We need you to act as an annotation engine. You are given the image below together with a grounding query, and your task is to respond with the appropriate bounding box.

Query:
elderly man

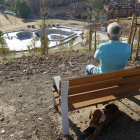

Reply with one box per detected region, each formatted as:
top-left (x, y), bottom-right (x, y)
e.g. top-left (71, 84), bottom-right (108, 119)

top-left (86, 22), bottom-right (131, 75)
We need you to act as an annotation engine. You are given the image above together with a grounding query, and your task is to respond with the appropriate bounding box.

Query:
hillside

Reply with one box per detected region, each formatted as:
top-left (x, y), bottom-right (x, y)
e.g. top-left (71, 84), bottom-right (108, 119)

top-left (0, 52), bottom-right (140, 140)
top-left (1, 12), bottom-right (139, 34)
top-left (0, 13), bottom-right (22, 26)
top-left (0, 13), bottom-right (86, 32)
top-left (0, 13), bottom-right (40, 32)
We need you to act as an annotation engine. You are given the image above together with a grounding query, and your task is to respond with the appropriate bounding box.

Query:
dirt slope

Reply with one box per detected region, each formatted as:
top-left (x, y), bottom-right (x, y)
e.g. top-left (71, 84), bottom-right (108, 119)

top-left (0, 52), bottom-right (140, 140)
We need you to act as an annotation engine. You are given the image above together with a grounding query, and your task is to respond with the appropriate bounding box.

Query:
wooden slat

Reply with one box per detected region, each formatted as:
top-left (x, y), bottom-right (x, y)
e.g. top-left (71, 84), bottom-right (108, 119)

top-left (135, 27), bottom-right (140, 60)
top-left (133, 25), bottom-right (140, 28)
top-left (57, 104), bottom-right (61, 113)
top-left (55, 98), bottom-right (60, 105)
top-left (53, 91), bottom-right (59, 98)
top-left (52, 86), bottom-right (60, 98)
top-left (60, 67), bottom-right (140, 87)
top-left (57, 90), bottom-right (140, 113)
top-left (68, 82), bottom-right (140, 104)
top-left (59, 81), bottom-right (61, 95)
top-left (68, 90), bottom-right (140, 111)
top-left (63, 75), bottom-right (140, 95)
top-left (53, 96), bottom-right (61, 113)
top-left (51, 87), bottom-right (56, 92)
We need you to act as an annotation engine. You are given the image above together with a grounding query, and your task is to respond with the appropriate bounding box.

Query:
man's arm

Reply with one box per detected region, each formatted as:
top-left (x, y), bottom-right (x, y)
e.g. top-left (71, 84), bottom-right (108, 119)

top-left (94, 45), bottom-right (101, 63)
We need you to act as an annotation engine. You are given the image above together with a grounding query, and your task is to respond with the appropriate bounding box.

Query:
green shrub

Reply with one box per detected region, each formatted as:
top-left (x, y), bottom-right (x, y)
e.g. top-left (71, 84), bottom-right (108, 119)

top-left (81, 14), bottom-right (87, 19)
top-left (4, 0), bottom-right (10, 7)
top-left (77, 14), bottom-right (81, 19)
top-left (0, 4), bottom-right (16, 12)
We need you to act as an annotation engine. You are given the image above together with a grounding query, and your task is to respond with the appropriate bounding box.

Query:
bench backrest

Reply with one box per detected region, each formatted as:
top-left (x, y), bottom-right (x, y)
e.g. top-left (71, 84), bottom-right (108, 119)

top-left (59, 67), bottom-right (140, 105)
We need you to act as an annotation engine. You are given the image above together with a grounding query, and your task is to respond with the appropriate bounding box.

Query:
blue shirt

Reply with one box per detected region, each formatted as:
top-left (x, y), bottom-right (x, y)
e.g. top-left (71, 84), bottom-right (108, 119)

top-left (94, 40), bottom-right (131, 74)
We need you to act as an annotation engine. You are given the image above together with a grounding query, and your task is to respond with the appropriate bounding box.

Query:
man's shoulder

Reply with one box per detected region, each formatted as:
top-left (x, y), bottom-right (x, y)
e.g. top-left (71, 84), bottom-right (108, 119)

top-left (98, 41), bottom-right (131, 50)
top-left (98, 42), bottom-right (111, 49)
top-left (120, 42), bottom-right (130, 46)
top-left (98, 42), bottom-right (110, 47)
top-left (119, 42), bottom-right (131, 48)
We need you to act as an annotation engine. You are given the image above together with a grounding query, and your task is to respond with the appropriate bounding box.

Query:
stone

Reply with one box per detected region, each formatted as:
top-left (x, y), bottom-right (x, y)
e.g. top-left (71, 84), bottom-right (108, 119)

top-left (9, 78), bottom-right (14, 81)
top-left (10, 134), bottom-right (14, 137)
top-left (0, 118), bottom-right (5, 122)
top-left (1, 129), bottom-right (6, 134)
top-left (38, 117), bottom-right (43, 121)
top-left (19, 95), bottom-right (22, 97)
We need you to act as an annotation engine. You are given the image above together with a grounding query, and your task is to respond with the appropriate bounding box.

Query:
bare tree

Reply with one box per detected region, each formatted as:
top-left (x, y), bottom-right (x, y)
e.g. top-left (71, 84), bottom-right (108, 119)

top-left (87, 0), bottom-right (109, 23)
top-left (40, 1), bottom-right (49, 55)
top-left (0, 30), bottom-right (8, 57)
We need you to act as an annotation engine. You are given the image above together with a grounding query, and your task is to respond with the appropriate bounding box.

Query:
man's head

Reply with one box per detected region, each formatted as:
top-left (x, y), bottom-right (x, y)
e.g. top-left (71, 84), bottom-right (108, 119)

top-left (107, 22), bottom-right (121, 40)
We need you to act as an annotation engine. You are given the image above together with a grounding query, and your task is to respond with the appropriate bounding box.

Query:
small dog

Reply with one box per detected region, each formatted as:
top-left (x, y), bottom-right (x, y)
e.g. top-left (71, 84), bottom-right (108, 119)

top-left (82, 103), bottom-right (119, 140)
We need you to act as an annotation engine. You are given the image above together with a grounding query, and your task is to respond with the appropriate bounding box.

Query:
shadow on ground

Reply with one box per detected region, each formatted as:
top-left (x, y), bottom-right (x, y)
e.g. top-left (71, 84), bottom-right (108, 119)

top-left (65, 103), bottom-right (140, 140)
top-left (22, 19), bottom-right (36, 23)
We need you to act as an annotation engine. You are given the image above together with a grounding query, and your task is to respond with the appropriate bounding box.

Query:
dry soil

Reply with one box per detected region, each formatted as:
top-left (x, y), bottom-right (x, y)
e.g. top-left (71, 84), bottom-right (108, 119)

top-left (1, 52), bottom-right (140, 140)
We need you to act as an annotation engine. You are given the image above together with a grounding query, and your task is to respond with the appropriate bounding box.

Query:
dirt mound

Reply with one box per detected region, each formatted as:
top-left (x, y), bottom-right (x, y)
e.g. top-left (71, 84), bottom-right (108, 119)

top-left (0, 13), bottom-right (22, 26)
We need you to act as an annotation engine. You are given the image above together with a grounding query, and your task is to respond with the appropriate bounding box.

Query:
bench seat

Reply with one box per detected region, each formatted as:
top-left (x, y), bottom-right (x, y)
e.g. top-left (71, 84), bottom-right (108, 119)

top-left (53, 89), bottom-right (140, 112)
top-left (52, 66), bottom-right (140, 136)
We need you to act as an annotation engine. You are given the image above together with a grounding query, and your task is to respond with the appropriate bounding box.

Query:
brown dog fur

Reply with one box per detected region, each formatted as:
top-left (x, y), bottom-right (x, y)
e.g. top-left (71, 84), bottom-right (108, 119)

top-left (82, 103), bottom-right (119, 140)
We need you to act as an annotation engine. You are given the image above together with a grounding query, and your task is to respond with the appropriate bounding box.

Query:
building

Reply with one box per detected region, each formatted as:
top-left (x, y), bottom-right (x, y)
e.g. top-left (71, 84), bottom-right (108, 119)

top-left (90, 0), bottom-right (140, 23)
top-left (27, 0), bottom-right (41, 12)
top-left (64, 1), bottom-right (87, 18)
top-left (7, 0), bottom-right (88, 18)
top-left (49, 6), bottom-right (71, 17)
top-left (109, 0), bottom-right (137, 4)
top-left (0, 0), bottom-right (4, 4)
top-left (69, 1), bottom-right (87, 12)
top-left (8, 0), bottom-right (87, 13)
top-left (99, 12), bottom-right (108, 23)
top-left (9, 0), bottom-right (14, 7)
top-left (104, 2), bottom-right (140, 20)
top-left (92, 10), bottom-right (108, 23)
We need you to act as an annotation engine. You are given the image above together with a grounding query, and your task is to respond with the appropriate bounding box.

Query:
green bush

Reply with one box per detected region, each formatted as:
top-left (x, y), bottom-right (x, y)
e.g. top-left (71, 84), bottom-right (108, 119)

top-left (81, 14), bottom-right (87, 19)
top-left (4, 0), bottom-right (10, 7)
top-left (0, 4), bottom-right (16, 12)
top-left (15, 0), bottom-right (32, 19)
top-left (77, 14), bottom-right (81, 19)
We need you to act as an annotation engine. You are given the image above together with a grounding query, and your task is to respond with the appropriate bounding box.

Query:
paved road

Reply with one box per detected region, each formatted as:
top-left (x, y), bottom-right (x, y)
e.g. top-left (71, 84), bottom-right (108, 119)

top-left (72, 30), bottom-right (128, 49)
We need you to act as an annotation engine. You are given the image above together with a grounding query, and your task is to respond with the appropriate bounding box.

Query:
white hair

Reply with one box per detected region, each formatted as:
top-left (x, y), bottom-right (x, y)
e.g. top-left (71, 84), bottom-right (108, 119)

top-left (107, 22), bottom-right (121, 39)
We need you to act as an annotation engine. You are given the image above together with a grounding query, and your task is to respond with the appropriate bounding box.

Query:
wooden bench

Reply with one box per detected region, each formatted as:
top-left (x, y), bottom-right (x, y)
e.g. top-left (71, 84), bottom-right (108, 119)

top-left (52, 67), bottom-right (140, 136)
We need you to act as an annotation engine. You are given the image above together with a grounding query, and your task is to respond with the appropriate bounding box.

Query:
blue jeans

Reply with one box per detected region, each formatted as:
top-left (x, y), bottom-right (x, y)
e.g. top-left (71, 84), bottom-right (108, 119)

top-left (86, 65), bottom-right (97, 75)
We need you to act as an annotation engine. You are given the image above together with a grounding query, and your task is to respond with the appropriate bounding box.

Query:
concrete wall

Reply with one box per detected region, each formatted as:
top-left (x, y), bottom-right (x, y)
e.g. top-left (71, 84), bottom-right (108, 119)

top-left (50, 34), bottom-right (65, 40)
top-left (45, 28), bottom-right (74, 36)
top-left (36, 28), bottom-right (74, 36)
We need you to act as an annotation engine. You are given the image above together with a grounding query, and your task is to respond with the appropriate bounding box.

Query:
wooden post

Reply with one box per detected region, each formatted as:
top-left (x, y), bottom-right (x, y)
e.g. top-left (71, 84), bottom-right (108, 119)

top-left (46, 35), bottom-right (49, 55)
top-left (128, 14), bottom-right (135, 60)
top-left (128, 14), bottom-right (135, 45)
top-left (41, 34), bottom-right (44, 54)
top-left (135, 27), bottom-right (140, 60)
top-left (89, 27), bottom-right (92, 52)
top-left (95, 30), bottom-right (97, 51)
